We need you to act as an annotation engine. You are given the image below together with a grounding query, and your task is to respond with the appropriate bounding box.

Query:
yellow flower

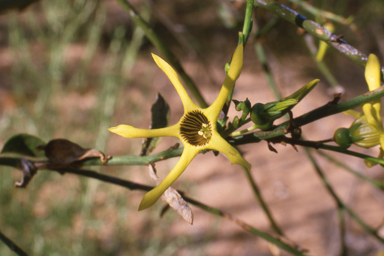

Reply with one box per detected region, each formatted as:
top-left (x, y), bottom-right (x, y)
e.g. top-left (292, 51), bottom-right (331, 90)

top-left (336, 54), bottom-right (384, 166)
top-left (109, 44), bottom-right (251, 210)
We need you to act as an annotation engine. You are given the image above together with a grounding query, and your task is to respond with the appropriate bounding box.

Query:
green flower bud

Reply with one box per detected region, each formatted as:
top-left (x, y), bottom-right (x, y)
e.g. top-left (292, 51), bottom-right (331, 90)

top-left (250, 103), bottom-right (270, 127)
top-left (334, 128), bottom-right (353, 150)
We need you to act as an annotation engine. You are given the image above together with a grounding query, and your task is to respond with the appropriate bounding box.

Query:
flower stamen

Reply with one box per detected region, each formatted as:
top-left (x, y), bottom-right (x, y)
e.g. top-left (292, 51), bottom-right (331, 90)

top-left (180, 110), bottom-right (212, 146)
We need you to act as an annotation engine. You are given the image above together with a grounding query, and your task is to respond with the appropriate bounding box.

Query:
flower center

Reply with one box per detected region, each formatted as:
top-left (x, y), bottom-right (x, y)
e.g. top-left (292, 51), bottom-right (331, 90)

top-left (180, 110), bottom-right (212, 146)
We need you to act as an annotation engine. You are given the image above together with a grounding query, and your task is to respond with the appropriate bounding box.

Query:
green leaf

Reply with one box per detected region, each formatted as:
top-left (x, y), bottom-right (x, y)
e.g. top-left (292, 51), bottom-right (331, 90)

top-left (1, 133), bottom-right (46, 158)
top-left (141, 93), bottom-right (170, 156)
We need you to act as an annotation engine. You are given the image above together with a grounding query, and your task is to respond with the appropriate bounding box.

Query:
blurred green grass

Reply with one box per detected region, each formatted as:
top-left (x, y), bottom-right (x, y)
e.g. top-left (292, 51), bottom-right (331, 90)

top-left (0, 0), bottom-right (383, 255)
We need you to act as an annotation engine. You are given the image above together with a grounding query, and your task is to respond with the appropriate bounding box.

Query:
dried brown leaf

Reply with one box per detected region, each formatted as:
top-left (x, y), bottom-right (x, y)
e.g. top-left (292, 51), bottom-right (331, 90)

top-left (36, 139), bottom-right (111, 168)
top-left (148, 163), bottom-right (193, 224)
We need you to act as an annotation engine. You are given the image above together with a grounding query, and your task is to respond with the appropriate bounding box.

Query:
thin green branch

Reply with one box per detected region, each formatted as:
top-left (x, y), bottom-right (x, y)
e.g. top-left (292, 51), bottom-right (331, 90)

top-left (303, 34), bottom-right (340, 88)
top-left (303, 148), bottom-right (347, 255)
top-left (0, 146), bottom-right (183, 169)
top-left (280, 137), bottom-right (384, 166)
top-left (114, 0), bottom-right (208, 108)
top-left (241, 0), bottom-right (254, 45)
top-left (254, 0), bottom-right (384, 80)
top-left (254, 42), bottom-right (282, 99)
top-left (287, 0), bottom-right (355, 28)
top-left (0, 230), bottom-right (28, 256)
top-left (316, 151), bottom-right (384, 189)
top-left (241, 166), bottom-right (284, 236)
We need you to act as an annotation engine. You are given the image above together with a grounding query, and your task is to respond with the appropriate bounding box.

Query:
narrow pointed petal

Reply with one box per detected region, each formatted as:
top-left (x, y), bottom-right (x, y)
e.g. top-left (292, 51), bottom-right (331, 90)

top-left (364, 146), bottom-right (384, 168)
top-left (138, 146), bottom-right (199, 210)
top-left (207, 44), bottom-right (243, 117)
top-left (109, 123), bottom-right (179, 139)
top-left (365, 54), bottom-right (381, 92)
top-left (364, 54), bottom-right (382, 128)
top-left (343, 109), bottom-right (362, 119)
top-left (208, 135), bottom-right (251, 170)
top-left (152, 54), bottom-right (198, 112)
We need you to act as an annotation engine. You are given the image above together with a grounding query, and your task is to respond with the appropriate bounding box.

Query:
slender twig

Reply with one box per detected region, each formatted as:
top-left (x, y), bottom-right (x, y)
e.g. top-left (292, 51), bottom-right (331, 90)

top-left (0, 230), bottom-right (28, 256)
top-left (254, 0), bottom-right (384, 80)
top-left (304, 33), bottom-right (340, 88)
top-left (241, 0), bottom-right (254, 46)
top-left (281, 137), bottom-right (384, 166)
top-left (254, 42), bottom-right (282, 99)
top-left (316, 151), bottom-right (384, 189)
top-left (287, 0), bottom-right (355, 28)
top-left (303, 148), bottom-right (347, 255)
top-left (241, 166), bottom-right (284, 236)
top-left (114, 0), bottom-right (208, 107)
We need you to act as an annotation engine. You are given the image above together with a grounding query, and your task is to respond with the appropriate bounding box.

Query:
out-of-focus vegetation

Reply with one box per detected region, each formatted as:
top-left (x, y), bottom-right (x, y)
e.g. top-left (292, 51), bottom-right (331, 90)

top-left (0, 0), bottom-right (384, 255)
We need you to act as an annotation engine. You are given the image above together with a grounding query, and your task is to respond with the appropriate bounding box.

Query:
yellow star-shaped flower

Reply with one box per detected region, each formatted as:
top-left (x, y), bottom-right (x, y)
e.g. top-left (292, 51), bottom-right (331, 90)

top-left (109, 44), bottom-right (251, 210)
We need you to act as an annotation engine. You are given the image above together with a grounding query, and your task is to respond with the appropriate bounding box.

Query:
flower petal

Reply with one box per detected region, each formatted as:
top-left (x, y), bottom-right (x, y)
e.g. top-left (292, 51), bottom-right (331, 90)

top-left (151, 54), bottom-right (198, 112)
top-left (343, 109), bottom-right (362, 119)
top-left (208, 134), bottom-right (251, 170)
top-left (363, 54), bottom-right (382, 129)
top-left (109, 123), bottom-right (180, 139)
top-left (207, 44), bottom-right (243, 118)
top-left (364, 147), bottom-right (384, 168)
top-left (362, 103), bottom-right (381, 130)
top-left (365, 54), bottom-right (381, 92)
top-left (138, 145), bottom-right (199, 210)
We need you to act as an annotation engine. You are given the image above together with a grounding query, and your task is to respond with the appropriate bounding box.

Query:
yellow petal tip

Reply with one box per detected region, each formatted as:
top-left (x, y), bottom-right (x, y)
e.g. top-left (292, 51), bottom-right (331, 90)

top-left (138, 191), bottom-right (159, 211)
top-left (108, 126), bottom-right (118, 132)
top-left (107, 124), bottom-right (137, 138)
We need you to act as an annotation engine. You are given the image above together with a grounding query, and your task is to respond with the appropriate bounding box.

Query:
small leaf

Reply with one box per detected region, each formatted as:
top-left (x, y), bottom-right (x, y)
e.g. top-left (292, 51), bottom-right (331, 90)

top-left (38, 139), bottom-right (111, 167)
top-left (141, 93), bottom-right (170, 156)
top-left (1, 133), bottom-right (46, 158)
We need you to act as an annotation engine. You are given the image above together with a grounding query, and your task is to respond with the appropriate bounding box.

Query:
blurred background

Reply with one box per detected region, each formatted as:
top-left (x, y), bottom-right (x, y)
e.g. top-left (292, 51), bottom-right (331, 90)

top-left (0, 0), bottom-right (384, 255)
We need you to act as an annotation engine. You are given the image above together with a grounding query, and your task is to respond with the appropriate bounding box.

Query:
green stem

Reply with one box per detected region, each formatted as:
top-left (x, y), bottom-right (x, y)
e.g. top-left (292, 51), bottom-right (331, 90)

top-left (303, 34), bottom-right (339, 88)
top-left (254, 0), bottom-right (384, 80)
top-left (287, 0), bottom-right (355, 27)
top-left (230, 123), bottom-right (258, 137)
top-left (0, 230), bottom-right (28, 256)
top-left (114, 0), bottom-right (208, 107)
top-left (282, 137), bottom-right (384, 166)
top-left (0, 146), bottom-right (184, 169)
top-left (254, 42), bottom-right (282, 99)
top-left (303, 148), bottom-right (347, 255)
top-left (241, 0), bottom-right (254, 45)
top-left (316, 151), bottom-right (384, 189)
top-left (241, 166), bottom-right (284, 236)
